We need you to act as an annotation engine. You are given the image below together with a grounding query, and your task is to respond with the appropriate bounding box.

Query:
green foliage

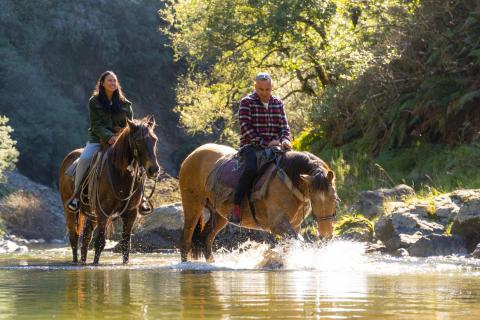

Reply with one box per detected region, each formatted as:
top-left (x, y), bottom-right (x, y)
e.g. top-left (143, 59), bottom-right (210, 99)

top-left (312, 0), bottom-right (480, 152)
top-left (0, 0), bottom-right (179, 184)
top-left (318, 142), bottom-right (480, 206)
top-left (161, 0), bottom-right (410, 144)
top-left (0, 117), bottom-right (18, 182)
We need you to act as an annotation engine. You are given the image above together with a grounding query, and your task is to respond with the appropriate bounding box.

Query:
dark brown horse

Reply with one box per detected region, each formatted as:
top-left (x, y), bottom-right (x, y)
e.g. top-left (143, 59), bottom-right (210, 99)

top-left (59, 117), bottom-right (160, 264)
top-left (179, 143), bottom-right (338, 262)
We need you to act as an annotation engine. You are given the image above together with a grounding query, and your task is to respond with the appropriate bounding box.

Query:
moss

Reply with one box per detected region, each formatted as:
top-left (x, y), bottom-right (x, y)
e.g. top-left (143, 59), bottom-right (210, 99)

top-left (334, 214), bottom-right (373, 237)
top-left (444, 220), bottom-right (454, 236)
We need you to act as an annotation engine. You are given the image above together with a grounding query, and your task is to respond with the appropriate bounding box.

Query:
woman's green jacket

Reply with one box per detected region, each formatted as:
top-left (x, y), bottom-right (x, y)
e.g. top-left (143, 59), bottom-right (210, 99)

top-left (87, 95), bottom-right (133, 144)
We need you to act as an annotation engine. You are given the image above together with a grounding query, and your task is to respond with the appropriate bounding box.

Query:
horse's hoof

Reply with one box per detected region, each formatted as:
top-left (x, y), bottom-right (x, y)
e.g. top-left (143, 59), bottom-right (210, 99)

top-left (206, 257), bottom-right (215, 263)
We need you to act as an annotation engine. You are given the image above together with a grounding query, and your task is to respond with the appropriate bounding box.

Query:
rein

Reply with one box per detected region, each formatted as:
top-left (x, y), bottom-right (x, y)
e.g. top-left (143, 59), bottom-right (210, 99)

top-left (276, 167), bottom-right (336, 222)
top-left (79, 132), bottom-right (157, 219)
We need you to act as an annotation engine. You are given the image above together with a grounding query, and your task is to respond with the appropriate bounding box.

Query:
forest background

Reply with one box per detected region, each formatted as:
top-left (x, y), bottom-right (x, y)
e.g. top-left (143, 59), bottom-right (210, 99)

top-left (1, 0), bottom-right (479, 208)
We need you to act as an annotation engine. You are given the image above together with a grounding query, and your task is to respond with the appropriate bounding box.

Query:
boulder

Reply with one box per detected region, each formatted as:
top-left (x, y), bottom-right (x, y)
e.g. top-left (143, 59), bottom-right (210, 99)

top-left (0, 239), bottom-right (28, 254)
top-left (450, 191), bottom-right (480, 250)
top-left (407, 234), bottom-right (467, 257)
top-left (127, 202), bottom-right (275, 252)
top-left (391, 248), bottom-right (409, 257)
top-left (433, 194), bottom-right (459, 220)
top-left (0, 171), bottom-right (65, 241)
top-left (472, 243), bottom-right (480, 259)
top-left (374, 209), bottom-right (444, 251)
top-left (353, 184), bottom-right (415, 218)
top-left (128, 202), bottom-right (185, 251)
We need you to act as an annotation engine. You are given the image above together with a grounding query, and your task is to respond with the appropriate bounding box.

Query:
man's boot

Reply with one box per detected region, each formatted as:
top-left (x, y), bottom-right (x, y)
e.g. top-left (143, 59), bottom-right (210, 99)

top-left (229, 204), bottom-right (241, 224)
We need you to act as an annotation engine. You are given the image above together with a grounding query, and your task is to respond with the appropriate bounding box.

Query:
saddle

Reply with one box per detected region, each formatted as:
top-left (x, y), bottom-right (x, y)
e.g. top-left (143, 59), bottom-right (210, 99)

top-left (64, 148), bottom-right (105, 178)
top-left (205, 148), bottom-right (282, 208)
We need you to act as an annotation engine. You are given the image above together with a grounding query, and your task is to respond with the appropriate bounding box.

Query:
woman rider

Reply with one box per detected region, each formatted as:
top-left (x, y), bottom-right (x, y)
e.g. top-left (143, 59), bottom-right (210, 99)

top-left (66, 70), bottom-right (149, 213)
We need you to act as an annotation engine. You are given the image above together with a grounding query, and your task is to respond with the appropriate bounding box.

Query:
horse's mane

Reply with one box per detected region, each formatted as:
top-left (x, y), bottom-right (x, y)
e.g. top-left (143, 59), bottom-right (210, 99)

top-left (279, 151), bottom-right (332, 191)
top-left (109, 118), bottom-right (152, 170)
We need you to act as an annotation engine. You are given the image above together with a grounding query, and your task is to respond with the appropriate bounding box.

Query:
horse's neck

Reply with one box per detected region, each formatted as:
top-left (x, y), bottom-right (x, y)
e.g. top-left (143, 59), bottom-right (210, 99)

top-left (108, 133), bottom-right (133, 175)
top-left (279, 155), bottom-right (311, 194)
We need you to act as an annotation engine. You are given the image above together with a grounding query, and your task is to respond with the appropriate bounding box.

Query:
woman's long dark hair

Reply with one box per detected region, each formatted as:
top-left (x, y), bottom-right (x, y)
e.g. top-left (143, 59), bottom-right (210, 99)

top-left (92, 71), bottom-right (127, 113)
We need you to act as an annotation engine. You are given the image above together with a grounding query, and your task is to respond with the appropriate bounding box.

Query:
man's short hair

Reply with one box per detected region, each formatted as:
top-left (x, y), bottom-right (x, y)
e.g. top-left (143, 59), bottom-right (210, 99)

top-left (255, 72), bottom-right (272, 81)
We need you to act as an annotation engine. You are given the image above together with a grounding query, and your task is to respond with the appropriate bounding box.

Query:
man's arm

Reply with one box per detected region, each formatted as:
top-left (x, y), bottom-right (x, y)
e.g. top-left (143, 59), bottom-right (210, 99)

top-left (278, 101), bottom-right (291, 143)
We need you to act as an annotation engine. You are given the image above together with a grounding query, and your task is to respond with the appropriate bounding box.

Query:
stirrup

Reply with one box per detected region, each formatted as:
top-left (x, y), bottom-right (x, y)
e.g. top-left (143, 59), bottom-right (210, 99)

top-left (67, 198), bottom-right (79, 212)
top-left (139, 200), bottom-right (153, 216)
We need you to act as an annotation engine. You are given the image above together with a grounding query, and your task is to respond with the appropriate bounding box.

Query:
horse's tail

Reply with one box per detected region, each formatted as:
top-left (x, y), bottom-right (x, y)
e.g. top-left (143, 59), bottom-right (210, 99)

top-left (191, 214), bottom-right (207, 260)
top-left (105, 216), bottom-right (114, 239)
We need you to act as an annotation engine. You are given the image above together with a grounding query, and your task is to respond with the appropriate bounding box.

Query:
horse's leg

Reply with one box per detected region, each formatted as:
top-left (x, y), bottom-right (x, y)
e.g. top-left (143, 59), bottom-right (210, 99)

top-left (271, 216), bottom-right (299, 239)
top-left (93, 218), bottom-right (106, 265)
top-left (180, 193), bottom-right (204, 262)
top-left (204, 212), bottom-right (228, 263)
top-left (80, 217), bottom-right (94, 264)
top-left (66, 211), bottom-right (79, 263)
top-left (120, 210), bottom-right (137, 264)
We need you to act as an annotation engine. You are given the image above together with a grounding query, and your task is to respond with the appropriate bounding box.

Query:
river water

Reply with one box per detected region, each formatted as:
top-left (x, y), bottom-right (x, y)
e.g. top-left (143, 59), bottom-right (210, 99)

top-left (1, 240), bottom-right (480, 319)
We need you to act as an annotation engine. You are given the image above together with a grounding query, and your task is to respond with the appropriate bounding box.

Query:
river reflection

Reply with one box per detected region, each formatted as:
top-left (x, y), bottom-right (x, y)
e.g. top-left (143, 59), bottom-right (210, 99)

top-left (1, 244), bottom-right (480, 319)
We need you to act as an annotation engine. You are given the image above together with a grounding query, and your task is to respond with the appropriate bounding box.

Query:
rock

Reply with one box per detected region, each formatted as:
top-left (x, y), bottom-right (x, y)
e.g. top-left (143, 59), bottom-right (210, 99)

top-left (472, 243), bottom-right (480, 259)
top-left (374, 210), bottom-right (444, 251)
top-left (126, 202), bottom-right (185, 252)
top-left (407, 234), bottom-right (467, 257)
top-left (338, 229), bottom-right (373, 242)
top-left (138, 202), bottom-right (185, 232)
top-left (450, 193), bottom-right (480, 250)
top-left (335, 215), bottom-right (373, 242)
top-left (128, 202), bottom-right (276, 252)
top-left (0, 239), bottom-right (28, 254)
top-left (433, 194), bottom-right (459, 220)
top-left (365, 241), bottom-right (387, 254)
top-left (391, 248), bottom-right (409, 257)
top-left (353, 184), bottom-right (415, 218)
top-left (0, 170), bottom-right (65, 241)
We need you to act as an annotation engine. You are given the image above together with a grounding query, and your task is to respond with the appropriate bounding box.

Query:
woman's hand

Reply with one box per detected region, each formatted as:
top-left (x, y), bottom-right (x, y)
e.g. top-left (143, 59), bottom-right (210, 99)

top-left (108, 135), bottom-right (117, 145)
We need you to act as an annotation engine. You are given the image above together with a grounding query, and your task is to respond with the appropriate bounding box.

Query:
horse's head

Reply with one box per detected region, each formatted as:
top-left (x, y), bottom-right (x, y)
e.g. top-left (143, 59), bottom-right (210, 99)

top-left (300, 164), bottom-right (338, 240)
top-left (126, 116), bottom-right (161, 179)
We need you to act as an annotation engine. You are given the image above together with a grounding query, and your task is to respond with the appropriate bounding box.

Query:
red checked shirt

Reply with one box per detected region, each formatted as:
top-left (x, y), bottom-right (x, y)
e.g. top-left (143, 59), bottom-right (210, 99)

top-left (238, 92), bottom-right (291, 148)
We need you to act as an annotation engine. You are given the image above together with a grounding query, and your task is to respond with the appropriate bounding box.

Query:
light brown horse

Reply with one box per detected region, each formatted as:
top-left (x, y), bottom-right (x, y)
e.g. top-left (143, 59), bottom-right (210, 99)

top-left (179, 143), bottom-right (338, 262)
top-left (59, 117), bottom-right (160, 264)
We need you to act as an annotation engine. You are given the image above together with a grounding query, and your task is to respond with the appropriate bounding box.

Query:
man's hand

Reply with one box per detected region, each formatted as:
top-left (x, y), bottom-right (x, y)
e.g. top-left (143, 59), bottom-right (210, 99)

top-left (281, 140), bottom-right (292, 151)
top-left (268, 139), bottom-right (280, 147)
top-left (108, 135), bottom-right (117, 145)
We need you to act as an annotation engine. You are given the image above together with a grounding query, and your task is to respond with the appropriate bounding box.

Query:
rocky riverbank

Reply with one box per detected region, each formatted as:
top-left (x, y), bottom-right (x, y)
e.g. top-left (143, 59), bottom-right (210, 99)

top-left (343, 185), bottom-right (480, 258)
top-left (2, 170), bottom-right (480, 258)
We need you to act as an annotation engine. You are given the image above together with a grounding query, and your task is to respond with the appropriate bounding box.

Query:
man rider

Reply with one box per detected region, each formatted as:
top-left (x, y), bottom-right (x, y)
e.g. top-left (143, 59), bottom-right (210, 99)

top-left (230, 72), bottom-right (292, 223)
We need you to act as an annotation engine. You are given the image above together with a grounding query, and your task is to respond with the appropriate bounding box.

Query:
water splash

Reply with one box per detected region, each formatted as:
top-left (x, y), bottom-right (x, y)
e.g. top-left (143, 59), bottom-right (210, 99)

top-left (206, 239), bottom-right (480, 275)
top-left (2, 240), bottom-right (480, 275)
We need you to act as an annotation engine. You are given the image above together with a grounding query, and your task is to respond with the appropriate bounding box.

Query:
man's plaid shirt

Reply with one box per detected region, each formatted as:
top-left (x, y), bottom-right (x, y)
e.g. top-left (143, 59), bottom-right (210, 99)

top-left (238, 92), bottom-right (291, 148)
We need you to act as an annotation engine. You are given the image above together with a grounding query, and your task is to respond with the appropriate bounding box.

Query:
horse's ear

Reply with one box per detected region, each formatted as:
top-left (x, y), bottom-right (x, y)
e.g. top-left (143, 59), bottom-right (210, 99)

top-left (147, 115), bottom-right (156, 127)
top-left (127, 118), bottom-right (135, 131)
top-left (300, 174), bottom-right (315, 185)
top-left (326, 171), bottom-right (334, 183)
